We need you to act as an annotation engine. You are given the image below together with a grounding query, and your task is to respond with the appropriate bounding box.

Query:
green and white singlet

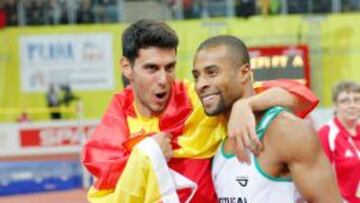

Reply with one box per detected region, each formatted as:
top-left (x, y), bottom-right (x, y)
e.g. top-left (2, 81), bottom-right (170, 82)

top-left (212, 106), bottom-right (303, 203)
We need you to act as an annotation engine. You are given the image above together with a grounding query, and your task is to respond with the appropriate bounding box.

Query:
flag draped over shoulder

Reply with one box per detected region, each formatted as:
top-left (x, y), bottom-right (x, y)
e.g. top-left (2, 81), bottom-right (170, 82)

top-left (82, 79), bottom-right (318, 203)
top-left (83, 80), bottom-right (197, 190)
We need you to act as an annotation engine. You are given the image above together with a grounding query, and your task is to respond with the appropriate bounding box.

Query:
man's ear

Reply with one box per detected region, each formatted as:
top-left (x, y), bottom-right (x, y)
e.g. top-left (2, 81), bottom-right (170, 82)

top-left (239, 63), bottom-right (251, 83)
top-left (121, 57), bottom-right (132, 80)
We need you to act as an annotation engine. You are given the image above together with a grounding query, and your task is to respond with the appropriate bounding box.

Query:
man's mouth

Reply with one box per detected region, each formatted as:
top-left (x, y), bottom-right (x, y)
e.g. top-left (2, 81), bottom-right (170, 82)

top-left (154, 92), bottom-right (168, 102)
top-left (201, 93), bottom-right (219, 103)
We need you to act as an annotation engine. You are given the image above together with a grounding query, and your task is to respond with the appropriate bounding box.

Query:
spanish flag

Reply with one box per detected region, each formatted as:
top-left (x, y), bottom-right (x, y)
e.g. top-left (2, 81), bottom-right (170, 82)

top-left (82, 79), bottom-right (318, 203)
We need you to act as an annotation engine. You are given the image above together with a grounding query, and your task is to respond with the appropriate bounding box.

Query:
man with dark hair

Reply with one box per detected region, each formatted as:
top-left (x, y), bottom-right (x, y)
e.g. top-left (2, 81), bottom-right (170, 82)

top-left (192, 35), bottom-right (342, 202)
top-left (318, 81), bottom-right (360, 202)
top-left (83, 20), bottom-right (318, 202)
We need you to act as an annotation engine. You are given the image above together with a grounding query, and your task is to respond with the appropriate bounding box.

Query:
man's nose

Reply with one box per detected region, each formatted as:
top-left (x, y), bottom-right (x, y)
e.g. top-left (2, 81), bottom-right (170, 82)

top-left (157, 69), bottom-right (168, 85)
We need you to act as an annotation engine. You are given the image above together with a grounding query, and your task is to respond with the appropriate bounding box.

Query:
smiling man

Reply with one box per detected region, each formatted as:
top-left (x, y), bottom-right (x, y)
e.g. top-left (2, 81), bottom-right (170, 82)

top-left (82, 20), bottom-right (319, 203)
top-left (192, 35), bottom-right (342, 203)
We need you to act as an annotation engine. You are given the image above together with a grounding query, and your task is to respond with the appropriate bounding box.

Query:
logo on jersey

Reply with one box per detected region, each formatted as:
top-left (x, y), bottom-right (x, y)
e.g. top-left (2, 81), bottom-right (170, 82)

top-left (344, 149), bottom-right (354, 158)
top-left (219, 197), bottom-right (248, 203)
top-left (236, 176), bottom-right (249, 187)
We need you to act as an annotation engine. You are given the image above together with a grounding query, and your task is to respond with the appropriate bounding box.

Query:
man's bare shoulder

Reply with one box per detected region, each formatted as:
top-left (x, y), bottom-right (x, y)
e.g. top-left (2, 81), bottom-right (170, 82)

top-left (266, 111), bottom-right (321, 161)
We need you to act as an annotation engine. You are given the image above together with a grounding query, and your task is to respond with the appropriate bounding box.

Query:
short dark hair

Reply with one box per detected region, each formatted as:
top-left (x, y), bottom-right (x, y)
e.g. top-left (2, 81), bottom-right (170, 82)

top-left (332, 80), bottom-right (360, 102)
top-left (122, 19), bottom-right (179, 64)
top-left (196, 35), bottom-right (250, 65)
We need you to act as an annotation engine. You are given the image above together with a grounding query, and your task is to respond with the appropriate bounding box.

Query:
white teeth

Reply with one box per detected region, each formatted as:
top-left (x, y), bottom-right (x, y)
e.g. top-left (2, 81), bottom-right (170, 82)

top-left (203, 94), bottom-right (217, 102)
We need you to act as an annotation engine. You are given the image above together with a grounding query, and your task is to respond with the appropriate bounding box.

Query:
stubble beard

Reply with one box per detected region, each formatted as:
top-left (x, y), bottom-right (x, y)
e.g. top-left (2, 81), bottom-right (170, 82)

top-left (204, 96), bottom-right (226, 117)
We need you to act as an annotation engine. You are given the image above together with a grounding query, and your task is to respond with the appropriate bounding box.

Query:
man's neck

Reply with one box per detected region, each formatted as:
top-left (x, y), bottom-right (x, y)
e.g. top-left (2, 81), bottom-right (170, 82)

top-left (225, 83), bottom-right (256, 119)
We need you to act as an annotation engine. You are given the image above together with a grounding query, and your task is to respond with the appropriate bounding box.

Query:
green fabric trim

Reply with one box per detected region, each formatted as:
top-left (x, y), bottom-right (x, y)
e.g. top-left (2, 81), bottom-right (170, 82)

top-left (220, 106), bottom-right (291, 160)
top-left (254, 106), bottom-right (292, 182)
top-left (221, 137), bottom-right (236, 159)
top-left (255, 106), bottom-right (290, 140)
top-left (220, 106), bottom-right (293, 181)
top-left (254, 157), bottom-right (292, 182)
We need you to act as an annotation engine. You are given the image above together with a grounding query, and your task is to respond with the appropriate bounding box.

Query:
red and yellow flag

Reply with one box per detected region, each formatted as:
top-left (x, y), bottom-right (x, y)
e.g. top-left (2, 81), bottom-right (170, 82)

top-left (82, 79), bottom-right (318, 203)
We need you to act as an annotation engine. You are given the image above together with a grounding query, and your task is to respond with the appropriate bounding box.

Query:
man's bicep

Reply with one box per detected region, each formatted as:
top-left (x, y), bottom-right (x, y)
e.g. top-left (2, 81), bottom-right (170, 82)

top-left (287, 126), bottom-right (341, 203)
top-left (289, 151), bottom-right (340, 202)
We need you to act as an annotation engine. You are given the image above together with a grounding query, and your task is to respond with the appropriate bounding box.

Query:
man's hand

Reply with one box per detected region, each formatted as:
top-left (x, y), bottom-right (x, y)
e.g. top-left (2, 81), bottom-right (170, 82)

top-left (228, 98), bottom-right (262, 164)
top-left (153, 132), bottom-right (173, 161)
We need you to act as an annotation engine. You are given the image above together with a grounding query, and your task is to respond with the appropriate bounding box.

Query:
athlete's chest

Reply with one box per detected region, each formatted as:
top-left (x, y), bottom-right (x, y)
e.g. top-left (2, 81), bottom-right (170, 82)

top-left (213, 157), bottom-right (267, 196)
top-left (213, 154), bottom-right (297, 203)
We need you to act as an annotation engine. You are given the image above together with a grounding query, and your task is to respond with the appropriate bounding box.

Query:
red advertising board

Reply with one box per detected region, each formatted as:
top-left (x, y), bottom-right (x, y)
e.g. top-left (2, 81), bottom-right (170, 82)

top-left (249, 45), bottom-right (311, 87)
top-left (20, 125), bottom-right (96, 147)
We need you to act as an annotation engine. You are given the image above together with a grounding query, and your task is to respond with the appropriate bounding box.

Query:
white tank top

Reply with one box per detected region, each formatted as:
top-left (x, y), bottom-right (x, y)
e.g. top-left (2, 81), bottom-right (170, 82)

top-left (212, 106), bottom-right (303, 203)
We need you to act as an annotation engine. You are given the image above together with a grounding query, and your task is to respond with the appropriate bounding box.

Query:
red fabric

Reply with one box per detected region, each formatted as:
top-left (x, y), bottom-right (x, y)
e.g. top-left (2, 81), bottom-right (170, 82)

top-left (82, 88), bottom-right (132, 190)
top-left (169, 158), bottom-right (217, 203)
top-left (0, 10), bottom-right (6, 28)
top-left (82, 81), bottom-right (193, 190)
top-left (258, 79), bottom-right (319, 118)
top-left (318, 117), bottom-right (360, 203)
top-left (318, 126), bottom-right (333, 161)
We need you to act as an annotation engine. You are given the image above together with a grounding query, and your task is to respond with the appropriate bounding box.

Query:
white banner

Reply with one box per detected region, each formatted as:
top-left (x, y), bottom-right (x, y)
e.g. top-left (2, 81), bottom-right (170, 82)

top-left (19, 33), bottom-right (114, 92)
top-left (0, 119), bottom-right (98, 157)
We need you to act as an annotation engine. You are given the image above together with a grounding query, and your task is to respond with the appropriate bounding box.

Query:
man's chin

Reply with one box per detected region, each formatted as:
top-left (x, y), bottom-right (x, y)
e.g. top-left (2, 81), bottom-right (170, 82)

top-left (204, 108), bottom-right (222, 117)
top-left (150, 105), bottom-right (166, 115)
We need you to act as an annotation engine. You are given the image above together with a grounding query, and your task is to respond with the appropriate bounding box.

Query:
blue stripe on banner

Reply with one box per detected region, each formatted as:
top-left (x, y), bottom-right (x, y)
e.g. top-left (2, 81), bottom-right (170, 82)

top-left (0, 161), bottom-right (82, 196)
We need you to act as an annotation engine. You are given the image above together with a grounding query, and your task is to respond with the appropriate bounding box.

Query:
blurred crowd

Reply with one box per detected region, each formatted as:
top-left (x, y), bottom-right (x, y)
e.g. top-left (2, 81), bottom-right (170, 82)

top-left (0, 0), bottom-right (119, 26)
top-left (0, 0), bottom-right (360, 27)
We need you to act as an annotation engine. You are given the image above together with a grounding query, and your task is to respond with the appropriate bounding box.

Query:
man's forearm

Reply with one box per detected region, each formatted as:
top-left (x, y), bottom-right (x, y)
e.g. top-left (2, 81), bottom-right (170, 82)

top-left (246, 87), bottom-right (298, 112)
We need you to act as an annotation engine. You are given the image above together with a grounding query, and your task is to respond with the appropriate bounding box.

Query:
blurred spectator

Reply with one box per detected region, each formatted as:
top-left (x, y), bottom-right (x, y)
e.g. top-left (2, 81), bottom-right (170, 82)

top-left (342, 0), bottom-right (360, 12)
top-left (58, 0), bottom-right (70, 24)
top-left (167, 0), bottom-right (202, 19)
top-left (94, 0), bottom-right (118, 23)
top-left (288, 0), bottom-right (308, 14)
top-left (269, 0), bottom-right (281, 15)
top-left (258, 0), bottom-right (269, 15)
top-left (16, 111), bottom-right (31, 123)
top-left (47, 0), bottom-right (62, 24)
top-left (312, 0), bottom-right (331, 13)
top-left (0, 3), bottom-right (6, 28)
top-left (205, 0), bottom-right (227, 17)
top-left (255, 0), bottom-right (281, 16)
top-left (182, 0), bottom-right (199, 18)
top-left (3, 0), bottom-right (18, 26)
top-left (318, 81), bottom-right (360, 203)
top-left (46, 84), bottom-right (62, 119)
top-left (76, 0), bottom-right (95, 24)
top-left (60, 84), bottom-right (79, 107)
top-left (235, 0), bottom-right (256, 17)
top-left (25, 0), bottom-right (46, 25)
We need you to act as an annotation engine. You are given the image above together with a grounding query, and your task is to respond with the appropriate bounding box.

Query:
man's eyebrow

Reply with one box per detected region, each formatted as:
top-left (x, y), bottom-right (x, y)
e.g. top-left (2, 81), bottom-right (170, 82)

top-left (203, 65), bottom-right (219, 71)
top-left (143, 62), bottom-right (158, 67)
top-left (165, 61), bottom-right (177, 67)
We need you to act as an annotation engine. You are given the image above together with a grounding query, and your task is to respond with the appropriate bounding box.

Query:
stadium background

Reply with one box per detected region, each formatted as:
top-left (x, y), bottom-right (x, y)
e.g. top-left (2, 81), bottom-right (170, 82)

top-left (1, 14), bottom-right (360, 122)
